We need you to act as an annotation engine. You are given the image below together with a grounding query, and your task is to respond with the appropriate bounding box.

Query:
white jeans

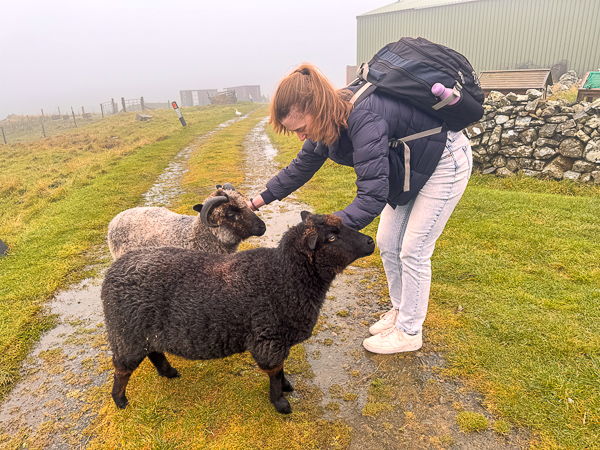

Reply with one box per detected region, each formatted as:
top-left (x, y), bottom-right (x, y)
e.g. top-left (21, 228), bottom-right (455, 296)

top-left (376, 131), bottom-right (472, 335)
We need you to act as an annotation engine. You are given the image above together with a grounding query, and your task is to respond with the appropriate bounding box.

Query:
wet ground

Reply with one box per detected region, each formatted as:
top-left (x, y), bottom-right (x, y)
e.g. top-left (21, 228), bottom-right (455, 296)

top-left (0, 115), bottom-right (531, 449)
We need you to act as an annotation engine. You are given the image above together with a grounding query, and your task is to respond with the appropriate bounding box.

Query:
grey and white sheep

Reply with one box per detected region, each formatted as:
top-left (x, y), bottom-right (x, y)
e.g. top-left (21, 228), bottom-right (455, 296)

top-left (101, 211), bottom-right (375, 414)
top-left (107, 183), bottom-right (266, 259)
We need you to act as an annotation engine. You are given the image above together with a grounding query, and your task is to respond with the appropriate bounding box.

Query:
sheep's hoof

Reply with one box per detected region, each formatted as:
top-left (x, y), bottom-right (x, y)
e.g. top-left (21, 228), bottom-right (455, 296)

top-left (113, 395), bottom-right (129, 409)
top-left (282, 378), bottom-right (294, 392)
top-left (273, 398), bottom-right (292, 414)
top-left (163, 368), bottom-right (181, 379)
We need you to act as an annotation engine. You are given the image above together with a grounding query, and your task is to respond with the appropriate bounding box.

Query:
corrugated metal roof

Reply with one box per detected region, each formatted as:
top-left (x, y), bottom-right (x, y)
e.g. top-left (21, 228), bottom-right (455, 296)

top-left (359, 0), bottom-right (482, 16)
top-left (479, 69), bottom-right (553, 90)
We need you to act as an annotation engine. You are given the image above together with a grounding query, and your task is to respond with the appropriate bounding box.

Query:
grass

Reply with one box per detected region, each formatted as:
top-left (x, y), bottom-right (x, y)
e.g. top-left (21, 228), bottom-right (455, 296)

top-left (86, 354), bottom-right (350, 449)
top-left (76, 108), bottom-right (354, 449)
top-left (2, 108), bottom-right (600, 448)
top-left (0, 103), bottom-right (260, 399)
top-left (427, 174), bottom-right (600, 447)
top-left (0, 113), bottom-right (104, 144)
top-left (266, 130), bottom-right (600, 448)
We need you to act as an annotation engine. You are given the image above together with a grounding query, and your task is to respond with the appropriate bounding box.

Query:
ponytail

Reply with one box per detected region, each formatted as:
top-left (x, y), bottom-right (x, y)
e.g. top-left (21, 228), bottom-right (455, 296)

top-left (270, 64), bottom-right (353, 146)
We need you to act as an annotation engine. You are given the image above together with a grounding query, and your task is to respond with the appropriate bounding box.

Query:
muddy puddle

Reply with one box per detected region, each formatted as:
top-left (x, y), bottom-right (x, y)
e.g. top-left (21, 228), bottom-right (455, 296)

top-left (0, 115), bottom-right (530, 449)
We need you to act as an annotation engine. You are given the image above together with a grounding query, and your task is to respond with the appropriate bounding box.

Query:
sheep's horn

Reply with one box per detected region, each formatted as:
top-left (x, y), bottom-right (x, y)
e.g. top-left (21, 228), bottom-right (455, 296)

top-left (200, 195), bottom-right (228, 228)
top-left (222, 183), bottom-right (235, 191)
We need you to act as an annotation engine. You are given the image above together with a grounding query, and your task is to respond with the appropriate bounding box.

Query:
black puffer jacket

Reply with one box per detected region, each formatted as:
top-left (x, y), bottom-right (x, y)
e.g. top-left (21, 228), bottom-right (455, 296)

top-left (261, 91), bottom-right (447, 230)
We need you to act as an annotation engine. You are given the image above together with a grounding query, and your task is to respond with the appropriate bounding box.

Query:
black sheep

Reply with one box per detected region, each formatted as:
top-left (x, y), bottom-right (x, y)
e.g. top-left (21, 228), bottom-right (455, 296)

top-left (101, 211), bottom-right (375, 414)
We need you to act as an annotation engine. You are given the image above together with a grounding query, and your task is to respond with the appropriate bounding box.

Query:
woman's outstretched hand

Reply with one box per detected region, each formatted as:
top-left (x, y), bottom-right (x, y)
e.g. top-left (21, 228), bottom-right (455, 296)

top-left (248, 195), bottom-right (265, 211)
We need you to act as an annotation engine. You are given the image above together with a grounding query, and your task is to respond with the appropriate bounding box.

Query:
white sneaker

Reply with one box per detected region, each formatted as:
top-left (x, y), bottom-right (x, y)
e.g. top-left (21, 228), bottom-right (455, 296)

top-left (369, 308), bottom-right (398, 335)
top-left (363, 327), bottom-right (422, 354)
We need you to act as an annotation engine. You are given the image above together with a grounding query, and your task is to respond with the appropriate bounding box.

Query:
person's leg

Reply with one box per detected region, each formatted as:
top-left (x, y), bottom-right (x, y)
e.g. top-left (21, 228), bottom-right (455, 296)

top-left (369, 201), bottom-right (415, 335)
top-left (364, 131), bottom-right (472, 353)
top-left (396, 132), bottom-right (472, 335)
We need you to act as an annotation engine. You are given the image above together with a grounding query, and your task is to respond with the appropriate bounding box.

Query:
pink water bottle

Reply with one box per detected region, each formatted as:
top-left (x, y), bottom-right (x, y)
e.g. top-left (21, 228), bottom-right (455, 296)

top-left (432, 83), bottom-right (460, 106)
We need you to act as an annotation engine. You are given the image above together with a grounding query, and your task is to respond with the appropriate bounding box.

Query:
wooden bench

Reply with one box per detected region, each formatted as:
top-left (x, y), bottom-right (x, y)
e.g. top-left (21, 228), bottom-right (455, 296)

top-left (479, 69), bottom-right (553, 99)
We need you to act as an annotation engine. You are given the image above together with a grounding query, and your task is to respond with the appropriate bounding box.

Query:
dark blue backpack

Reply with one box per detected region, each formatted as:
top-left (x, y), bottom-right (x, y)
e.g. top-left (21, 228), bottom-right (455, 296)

top-left (348, 37), bottom-right (484, 132)
top-left (347, 37), bottom-right (484, 192)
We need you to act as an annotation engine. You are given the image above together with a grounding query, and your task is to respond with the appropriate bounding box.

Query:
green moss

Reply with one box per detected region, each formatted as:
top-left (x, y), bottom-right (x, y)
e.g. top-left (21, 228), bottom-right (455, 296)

top-left (457, 411), bottom-right (490, 433)
top-left (343, 393), bottom-right (358, 402)
top-left (362, 402), bottom-right (393, 418)
top-left (325, 402), bottom-right (340, 412)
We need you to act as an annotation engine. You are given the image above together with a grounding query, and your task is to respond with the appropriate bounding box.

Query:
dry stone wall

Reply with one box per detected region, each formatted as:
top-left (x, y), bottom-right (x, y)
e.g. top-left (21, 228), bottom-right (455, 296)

top-left (465, 90), bottom-right (600, 184)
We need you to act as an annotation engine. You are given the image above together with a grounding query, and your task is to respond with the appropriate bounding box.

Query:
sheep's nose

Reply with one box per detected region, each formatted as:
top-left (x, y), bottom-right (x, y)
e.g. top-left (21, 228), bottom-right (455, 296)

top-left (254, 221), bottom-right (267, 236)
top-left (364, 237), bottom-right (375, 254)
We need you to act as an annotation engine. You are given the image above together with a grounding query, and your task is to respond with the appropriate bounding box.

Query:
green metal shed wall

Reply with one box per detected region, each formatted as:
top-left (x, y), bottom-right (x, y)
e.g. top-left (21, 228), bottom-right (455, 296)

top-left (357, 0), bottom-right (600, 77)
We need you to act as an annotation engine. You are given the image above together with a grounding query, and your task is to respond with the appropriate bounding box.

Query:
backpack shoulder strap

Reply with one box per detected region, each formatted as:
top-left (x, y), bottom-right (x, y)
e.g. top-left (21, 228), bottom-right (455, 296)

top-left (348, 63), bottom-right (376, 106)
top-left (350, 81), bottom-right (373, 105)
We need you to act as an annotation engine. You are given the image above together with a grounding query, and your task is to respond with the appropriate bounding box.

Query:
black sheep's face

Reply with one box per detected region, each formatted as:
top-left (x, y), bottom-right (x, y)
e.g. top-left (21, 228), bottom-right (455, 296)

top-left (194, 190), bottom-right (266, 237)
top-left (222, 203), bottom-right (267, 238)
top-left (300, 212), bottom-right (375, 273)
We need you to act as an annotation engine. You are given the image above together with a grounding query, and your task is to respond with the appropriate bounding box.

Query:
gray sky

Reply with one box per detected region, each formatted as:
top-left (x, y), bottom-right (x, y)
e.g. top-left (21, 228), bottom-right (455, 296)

top-left (0, 0), bottom-right (392, 119)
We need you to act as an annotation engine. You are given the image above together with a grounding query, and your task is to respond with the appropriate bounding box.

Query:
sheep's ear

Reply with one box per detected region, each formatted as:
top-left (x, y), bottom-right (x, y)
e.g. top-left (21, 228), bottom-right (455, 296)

top-left (307, 234), bottom-right (318, 250)
top-left (193, 204), bottom-right (203, 213)
top-left (215, 184), bottom-right (222, 189)
top-left (301, 211), bottom-right (311, 222)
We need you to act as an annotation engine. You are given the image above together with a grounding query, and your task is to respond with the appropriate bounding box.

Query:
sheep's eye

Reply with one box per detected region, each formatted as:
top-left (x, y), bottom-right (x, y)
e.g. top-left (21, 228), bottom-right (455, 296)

top-left (328, 236), bottom-right (336, 242)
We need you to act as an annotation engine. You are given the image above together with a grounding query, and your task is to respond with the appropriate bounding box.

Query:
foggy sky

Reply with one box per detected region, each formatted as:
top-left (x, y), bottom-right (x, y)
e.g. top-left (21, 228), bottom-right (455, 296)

top-left (0, 0), bottom-right (392, 119)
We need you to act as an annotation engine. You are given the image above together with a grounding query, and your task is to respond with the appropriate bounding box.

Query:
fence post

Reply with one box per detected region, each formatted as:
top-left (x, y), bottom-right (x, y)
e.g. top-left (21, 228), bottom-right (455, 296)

top-left (140, 97), bottom-right (145, 111)
top-left (100, 104), bottom-right (104, 118)
top-left (81, 106), bottom-right (85, 115)
top-left (71, 107), bottom-right (78, 127)
top-left (1, 127), bottom-right (6, 144)
top-left (41, 109), bottom-right (45, 120)
top-left (40, 116), bottom-right (46, 137)
top-left (58, 107), bottom-right (61, 117)
top-left (121, 97), bottom-right (126, 112)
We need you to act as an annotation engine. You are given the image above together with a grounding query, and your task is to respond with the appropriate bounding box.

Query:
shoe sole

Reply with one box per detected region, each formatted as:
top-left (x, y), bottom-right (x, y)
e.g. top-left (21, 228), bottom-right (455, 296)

top-left (362, 341), bottom-right (422, 354)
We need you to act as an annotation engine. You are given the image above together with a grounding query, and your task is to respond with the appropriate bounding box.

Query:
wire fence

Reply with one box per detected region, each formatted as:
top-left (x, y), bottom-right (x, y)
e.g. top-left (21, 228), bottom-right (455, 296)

top-left (1, 97), bottom-right (172, 144)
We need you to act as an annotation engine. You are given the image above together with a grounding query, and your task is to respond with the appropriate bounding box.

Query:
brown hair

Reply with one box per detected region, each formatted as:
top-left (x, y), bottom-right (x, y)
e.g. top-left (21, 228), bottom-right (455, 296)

top-left (269, 64), bottom-right (353, 146)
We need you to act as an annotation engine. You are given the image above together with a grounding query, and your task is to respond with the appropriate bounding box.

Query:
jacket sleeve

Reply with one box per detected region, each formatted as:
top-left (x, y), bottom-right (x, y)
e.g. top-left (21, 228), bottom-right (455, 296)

top-left (333, 109), bottom-right (390, 230)
top-left (262, 139), bottom-right (327, 203)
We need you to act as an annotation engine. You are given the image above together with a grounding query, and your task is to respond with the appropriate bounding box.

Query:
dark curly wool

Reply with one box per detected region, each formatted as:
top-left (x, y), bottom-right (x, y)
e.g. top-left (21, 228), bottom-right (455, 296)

top-left (101, 212), bottom-right (375, 414)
